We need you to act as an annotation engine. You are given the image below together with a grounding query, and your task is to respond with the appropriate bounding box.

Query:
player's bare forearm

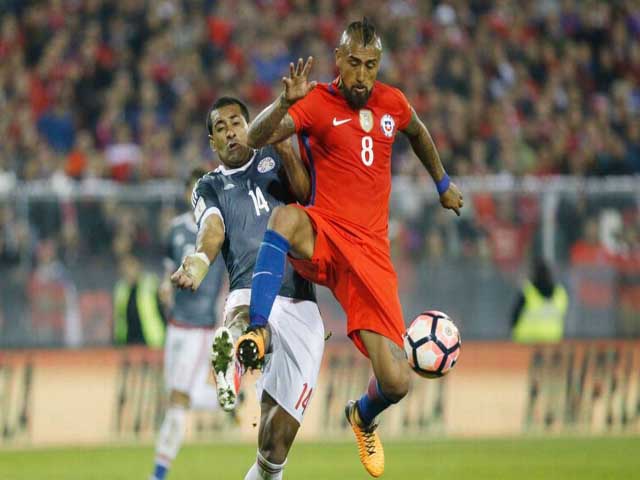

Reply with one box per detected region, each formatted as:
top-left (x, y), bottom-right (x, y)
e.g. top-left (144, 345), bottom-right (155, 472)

top-left (196, 215), bottom-right (225, 262)
top-left (171, 215), bottom-right (224, 290)
top-left (273, 138), bottom-right (311, 204)
top-left (403, 107), bottom-right (464, 215)
top-left (403, 109), bottom-right (446, 182)
top-left (247, 95), bottom-right (296, 148)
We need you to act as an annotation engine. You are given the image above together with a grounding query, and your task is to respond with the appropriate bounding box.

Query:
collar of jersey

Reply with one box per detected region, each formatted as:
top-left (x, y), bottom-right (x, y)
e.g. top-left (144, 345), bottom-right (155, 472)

top-left (215, 150), bottom-right (257, 176)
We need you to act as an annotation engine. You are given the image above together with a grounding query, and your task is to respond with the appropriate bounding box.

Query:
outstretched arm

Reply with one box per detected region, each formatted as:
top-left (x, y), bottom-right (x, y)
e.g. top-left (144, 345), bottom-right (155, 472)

top-left (402, 107), bottom-right (464, 216)
top-left (248, 98), bottom-right (296, 148)
top-left (247, 56), bottom-right (316, 148)
top-left (171, 215), bottom-right (224, 291)
top-left (273, 137), bottom-right (311, 204)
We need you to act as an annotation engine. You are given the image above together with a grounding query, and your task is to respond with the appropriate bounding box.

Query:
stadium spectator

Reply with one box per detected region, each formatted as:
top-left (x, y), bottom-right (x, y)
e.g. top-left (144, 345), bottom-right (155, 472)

top-left (36, 96), bottom-right (75, 153)
top-left (511, 258), bottom-right (569, 343)
top-left (569, 216), bottom-right (618, 336)
top-left (105, 124), bottom-right (142, 182)
top-left (113, 254), bottom-right (166, 347)
top-left (478, 195), bottom-right (536, 277)
top-left (0, 204), bottom-right (35, 267)
top-left (27, 238), bottom-right (82, 347)
top-left (570, 217), bottom-right (612, 266)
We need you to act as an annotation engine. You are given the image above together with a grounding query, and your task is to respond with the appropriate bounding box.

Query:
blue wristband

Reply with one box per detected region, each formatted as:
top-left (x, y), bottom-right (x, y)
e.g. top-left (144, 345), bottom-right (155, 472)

top-left (436, 173), bottom-right (450, 196)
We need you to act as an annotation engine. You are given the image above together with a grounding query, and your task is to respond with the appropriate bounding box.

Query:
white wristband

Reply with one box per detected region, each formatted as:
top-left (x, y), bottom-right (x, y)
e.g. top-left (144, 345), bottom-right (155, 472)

top-left (193, 251), bottom-right (211, 267)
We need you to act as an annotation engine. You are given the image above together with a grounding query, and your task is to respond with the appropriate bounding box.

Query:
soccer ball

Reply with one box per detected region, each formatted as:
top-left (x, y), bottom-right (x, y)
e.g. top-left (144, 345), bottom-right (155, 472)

top-left (403, 310), bottom-right (461, 378)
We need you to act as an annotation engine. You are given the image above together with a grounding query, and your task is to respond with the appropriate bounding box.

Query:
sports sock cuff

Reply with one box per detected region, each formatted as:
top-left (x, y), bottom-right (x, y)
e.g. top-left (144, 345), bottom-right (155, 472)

top-left (257, 450), bottom-right (286, 473)
top-left (366, 376), bottom-right (398, 405)
top-left (263, 229), bottom-right (290, 254)
top-left (153, 463), bottom-right (169, 480)
top-left (375, 380), bottom-right (399, 405)
top-left (357, 377), bottom-right (398, 426)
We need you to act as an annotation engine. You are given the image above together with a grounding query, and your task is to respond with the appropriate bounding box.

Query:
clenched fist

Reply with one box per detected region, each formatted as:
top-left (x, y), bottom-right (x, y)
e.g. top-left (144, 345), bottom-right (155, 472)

top-left (171, 252), bottom-right (210, 291)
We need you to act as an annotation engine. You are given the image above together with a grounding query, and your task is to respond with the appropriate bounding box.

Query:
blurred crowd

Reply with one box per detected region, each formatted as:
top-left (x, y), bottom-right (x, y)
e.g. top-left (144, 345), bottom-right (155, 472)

top-left (1, 0), bottom-right (640, 184)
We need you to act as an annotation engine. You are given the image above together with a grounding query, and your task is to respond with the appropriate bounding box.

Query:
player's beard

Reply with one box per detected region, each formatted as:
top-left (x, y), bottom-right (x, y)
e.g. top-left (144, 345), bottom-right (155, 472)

top-left (342, 85), bottom-right (371, 110)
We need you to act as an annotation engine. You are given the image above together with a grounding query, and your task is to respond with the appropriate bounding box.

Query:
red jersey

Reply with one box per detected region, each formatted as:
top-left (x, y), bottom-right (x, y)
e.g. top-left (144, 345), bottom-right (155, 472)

top-left (289, 79), bottom-right (412, 237)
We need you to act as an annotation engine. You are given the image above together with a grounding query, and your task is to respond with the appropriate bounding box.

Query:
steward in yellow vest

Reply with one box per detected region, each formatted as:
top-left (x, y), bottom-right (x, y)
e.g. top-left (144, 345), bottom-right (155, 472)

top-left (512, 259), bottom-right (568, 343)
top-left (113, 255), bottom-right (165, 348)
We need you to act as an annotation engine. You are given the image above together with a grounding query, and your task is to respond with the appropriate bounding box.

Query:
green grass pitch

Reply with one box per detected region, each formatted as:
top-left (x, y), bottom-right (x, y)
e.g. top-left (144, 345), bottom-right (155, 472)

top-left (1, 437), bottom-right (638, 479)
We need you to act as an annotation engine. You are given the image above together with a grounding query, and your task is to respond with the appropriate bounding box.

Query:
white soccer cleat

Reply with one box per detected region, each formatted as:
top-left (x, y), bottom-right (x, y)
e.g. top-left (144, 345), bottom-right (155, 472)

top-left (211, 326), bottom-right (242, 411)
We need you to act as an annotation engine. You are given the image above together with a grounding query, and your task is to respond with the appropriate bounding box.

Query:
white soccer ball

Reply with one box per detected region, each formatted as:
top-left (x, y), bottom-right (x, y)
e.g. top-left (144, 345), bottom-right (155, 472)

top-left (403, 310), bottom-right (461, 378)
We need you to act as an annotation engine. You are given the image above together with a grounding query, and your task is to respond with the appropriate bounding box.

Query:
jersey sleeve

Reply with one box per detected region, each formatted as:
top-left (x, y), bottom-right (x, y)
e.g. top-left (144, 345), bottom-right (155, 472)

top-left (394, 88), bottom-right (413, 131)
top-left (288, 88), bottom-right (321, 133)
top-left (192, 177), bottom-right (225, 231)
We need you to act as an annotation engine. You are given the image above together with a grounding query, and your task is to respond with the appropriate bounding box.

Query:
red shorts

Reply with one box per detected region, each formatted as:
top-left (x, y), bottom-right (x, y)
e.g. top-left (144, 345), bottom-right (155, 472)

top-left (288, 205), bottom-right (404, 357)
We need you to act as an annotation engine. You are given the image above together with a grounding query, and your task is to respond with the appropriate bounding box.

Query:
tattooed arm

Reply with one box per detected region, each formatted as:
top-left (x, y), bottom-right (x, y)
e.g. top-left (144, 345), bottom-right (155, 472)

top-left (402, 107), bottom-right (464, 216)
top-left (247, 95), bottom-right (296, 148)
top-left (402, 107), bottom-right (447, 182)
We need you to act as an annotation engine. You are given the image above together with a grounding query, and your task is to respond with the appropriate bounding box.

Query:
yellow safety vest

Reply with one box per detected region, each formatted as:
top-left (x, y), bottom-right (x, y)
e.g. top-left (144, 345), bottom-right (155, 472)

top-left (512, 281), bottom-right (568, 343)
top-left (113, 273), bottom-right (165, 348)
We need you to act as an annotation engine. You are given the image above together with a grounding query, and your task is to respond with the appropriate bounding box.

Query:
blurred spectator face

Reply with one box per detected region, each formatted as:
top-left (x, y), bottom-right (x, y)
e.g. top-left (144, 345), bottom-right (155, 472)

top-left (119, 255), bottom-right (141, 284)
top-left (115, 125), bottom-right (132, 144)
top-left (37, 240), bottom-right (57, 266)
top-left (335, 32), bottom-right (381, 109)
top-left (112, 232), bottom-right (133, 257)
top-left (208, 104), bottom-right (252, 168)
top-left (584, 218), bottom-right (600, 245)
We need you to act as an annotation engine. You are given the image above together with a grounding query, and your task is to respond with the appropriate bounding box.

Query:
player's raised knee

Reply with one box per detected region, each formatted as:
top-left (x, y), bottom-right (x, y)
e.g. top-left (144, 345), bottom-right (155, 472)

top-left (267, 205), bottom-right (315, 259)
top-left (267, 205), bottom-right (299, 238)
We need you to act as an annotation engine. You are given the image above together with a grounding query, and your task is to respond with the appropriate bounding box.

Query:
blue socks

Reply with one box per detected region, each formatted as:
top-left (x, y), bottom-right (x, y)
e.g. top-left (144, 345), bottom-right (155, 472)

top-left (152, 464), bottom-right (168, 480)
top-left (249, 229), bottom-right (290, 327)
top-left (356, 377), bottom-right (396, 426)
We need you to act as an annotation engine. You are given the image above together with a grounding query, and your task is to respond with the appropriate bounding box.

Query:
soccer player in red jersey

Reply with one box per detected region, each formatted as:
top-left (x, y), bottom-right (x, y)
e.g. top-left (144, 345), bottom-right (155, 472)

top-left (237, 18), bottom-right (464, 477)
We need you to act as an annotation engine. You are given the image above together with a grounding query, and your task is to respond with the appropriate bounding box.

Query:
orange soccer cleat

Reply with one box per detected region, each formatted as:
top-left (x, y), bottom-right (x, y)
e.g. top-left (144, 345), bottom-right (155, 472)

top-left (345, 400), bottom-right (385, 477)
top-left (235, 327), bottom-right (269, 370)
